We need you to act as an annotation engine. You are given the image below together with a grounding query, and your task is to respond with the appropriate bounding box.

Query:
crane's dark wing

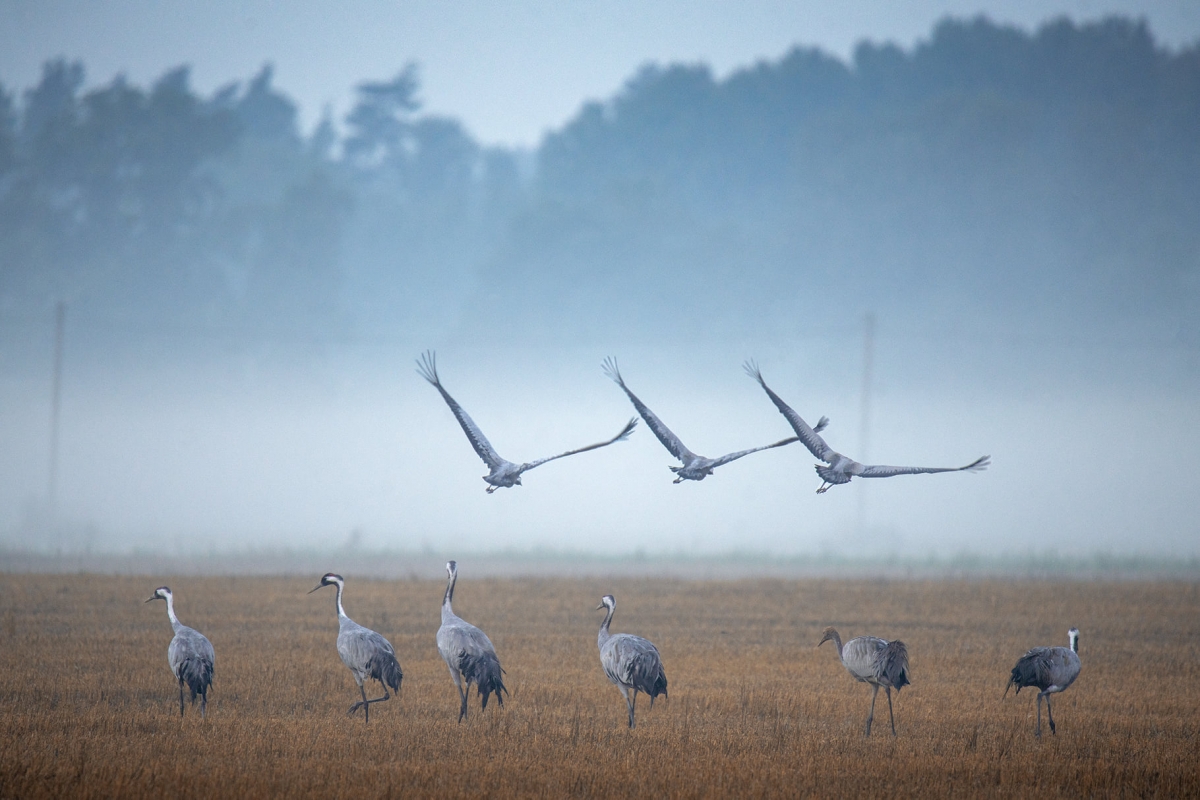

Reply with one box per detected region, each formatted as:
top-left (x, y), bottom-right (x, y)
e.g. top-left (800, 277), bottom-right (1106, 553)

top-left (603, 357), bottom-right (697, 463)
top-left (520, 417), bottom-right (638, 472)
top-left (706, 436), bottom-right (801, 468)
top-left (743, 361), bottom-right (835, 462)
top-left (608, 634), bottom-right (668, 700)
top-left (1005, 646), bottom-right (1055, 695)
top-left (416, 350), bottom-right (505, 470)
top-left (857, 455), bottom-right (990, 478)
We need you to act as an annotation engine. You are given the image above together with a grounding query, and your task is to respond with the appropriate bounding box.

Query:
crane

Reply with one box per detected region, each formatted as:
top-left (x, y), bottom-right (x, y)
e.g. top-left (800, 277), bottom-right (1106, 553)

top-left (309, 573), bottom-right (403, 723)
top-left (417, 350), bottom-right (637, 492)
top-left (437, 561), bottom-right (507, 721)
top-left (596, 594), bottom-right (668, 729)
top-left (145, 586), bottom-right (215, 719)
top-left (818, 626), bottom-right (910, 735)
top-left (602, 357), bottom-right (811, 483)
top-left (744, 360), bottom-right (989, 492)
top-left (1004, 627), bottom-right (1081, 736)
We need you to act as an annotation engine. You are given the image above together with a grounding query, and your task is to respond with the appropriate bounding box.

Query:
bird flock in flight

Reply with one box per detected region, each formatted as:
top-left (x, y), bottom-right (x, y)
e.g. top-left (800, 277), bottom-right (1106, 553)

top-left (419, 351), bottom-right (989, 493)
top-left (144, 351), bottom-right (1080, 735)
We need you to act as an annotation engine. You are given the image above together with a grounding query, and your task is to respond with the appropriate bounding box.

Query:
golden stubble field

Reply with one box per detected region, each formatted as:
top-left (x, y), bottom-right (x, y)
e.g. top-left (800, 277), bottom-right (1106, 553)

top-left (1, 572), bottom-right (1198, 798)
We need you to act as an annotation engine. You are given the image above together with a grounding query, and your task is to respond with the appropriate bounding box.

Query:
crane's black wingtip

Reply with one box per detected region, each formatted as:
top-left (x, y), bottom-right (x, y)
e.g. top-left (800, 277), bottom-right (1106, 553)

top-left (415, 350), bottom-right (439, 385)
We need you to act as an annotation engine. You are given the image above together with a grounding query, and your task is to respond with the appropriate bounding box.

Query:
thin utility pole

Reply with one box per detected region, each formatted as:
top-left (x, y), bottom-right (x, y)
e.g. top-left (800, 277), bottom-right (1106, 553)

top-left (857, 312), bottom-right (875, 534)
top-left (47, 300), bottom-right (65, 519)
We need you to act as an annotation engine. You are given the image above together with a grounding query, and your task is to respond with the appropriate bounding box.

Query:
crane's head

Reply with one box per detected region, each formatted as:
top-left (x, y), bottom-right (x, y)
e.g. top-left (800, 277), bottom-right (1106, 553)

top-left (144, 586), bottom-right (172, 604)
top-left (308, 573), bottom-right (344, 594)
top-left (445, 560), bottom-right (458, 578)
top-left (816, 626), bottom-right (840, 649)
top-left (596, 594), bottom-right (615, 612)
top-left (1068, 627), bottom-right (1080, 653)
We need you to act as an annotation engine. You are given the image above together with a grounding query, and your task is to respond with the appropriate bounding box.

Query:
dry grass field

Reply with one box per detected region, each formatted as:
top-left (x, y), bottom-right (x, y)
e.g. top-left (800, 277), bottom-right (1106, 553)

top-left (1, 572), bottom-right (1198, 798)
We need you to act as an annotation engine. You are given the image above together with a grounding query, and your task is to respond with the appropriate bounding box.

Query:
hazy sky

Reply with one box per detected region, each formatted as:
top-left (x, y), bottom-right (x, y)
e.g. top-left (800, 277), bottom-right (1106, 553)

top-left (3, 0), bottom-right (1199, 147)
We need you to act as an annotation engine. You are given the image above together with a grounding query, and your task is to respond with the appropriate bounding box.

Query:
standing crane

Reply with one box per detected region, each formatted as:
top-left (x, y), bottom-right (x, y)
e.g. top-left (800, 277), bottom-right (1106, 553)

top-left (417, 350), bottom-right (637, 492)
top-left (602, 357), bottom-right (810, 483)
top-left (744, 360), bottom-right (989, 492)
top-left (437, 561), bottom-right (507, 721)
top-left (596, 594), bottom-right (668, 729)
top-left (309, 573), bottom-right (403, 723)
top-left (818, 626), bottom-right (910, 735)
top-left (145, 586), bottom-right (215, 719)
top-left (1004, 627), bottom-right (1081, 736)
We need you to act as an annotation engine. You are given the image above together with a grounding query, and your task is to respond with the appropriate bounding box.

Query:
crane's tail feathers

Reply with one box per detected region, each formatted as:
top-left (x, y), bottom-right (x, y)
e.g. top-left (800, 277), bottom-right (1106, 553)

top-left (878, 640), bottom-right (910, 691)
top-left (601, 356), bottom-right (624, 387)
top-left (815, 465), bottom-right (852, 486)
top-left (668, 465), bottom-right (682, 473)
top-left (461, 651), bottom-right (507, 711)
top-left (177, 656), bottom-right (214, 702)
top-left (373, 653), bottom-right (403, 693)
top-left (963, 455), bottom-right (991, 472)
top-left (415, 350), bottom-right (440, 386)
top-left (813, 415), bottom-right (830, 433)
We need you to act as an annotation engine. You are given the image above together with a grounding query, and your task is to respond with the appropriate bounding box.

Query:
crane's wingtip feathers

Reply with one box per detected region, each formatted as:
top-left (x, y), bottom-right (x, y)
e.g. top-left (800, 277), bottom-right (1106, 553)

top-left (742, 359), bottom-right (764, 382)
top-left (601, 356), bottom-right (622, 385)
top-left (965, 455), bottom-right (991, 471)
top-left (415, 349), bottom-right (439, 385)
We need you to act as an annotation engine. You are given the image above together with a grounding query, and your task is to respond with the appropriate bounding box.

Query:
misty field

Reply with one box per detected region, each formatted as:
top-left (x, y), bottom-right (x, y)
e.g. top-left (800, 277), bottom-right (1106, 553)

top-left (1, 573), bottom-right (1197, 797)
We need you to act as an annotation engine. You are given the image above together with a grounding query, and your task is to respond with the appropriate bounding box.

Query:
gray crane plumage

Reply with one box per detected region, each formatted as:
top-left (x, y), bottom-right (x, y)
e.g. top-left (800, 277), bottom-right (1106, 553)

top-left (596, 594), bottom-right (667, 729)
top-left (145, 586), bottom-right (214, 719)
top-left (818, 626), bottom-right (910, 735)
top-left (417, 350), bottom-right (637, 492)
top-left (745, 360), bottom-right (990, 492)
top-left (437, 561), bottom-right (507, 722)
top-left (602, 357), bottom-right (810, 483)
top-left (309, 573), bottom-right (403, 723)
top-left (1004, 627), bottom-right (1081, 736)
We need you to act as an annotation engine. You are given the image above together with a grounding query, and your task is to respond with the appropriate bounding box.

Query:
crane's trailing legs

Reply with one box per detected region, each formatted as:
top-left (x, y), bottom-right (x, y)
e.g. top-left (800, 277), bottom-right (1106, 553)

top-left (348, 682), bottom-right (392, 722)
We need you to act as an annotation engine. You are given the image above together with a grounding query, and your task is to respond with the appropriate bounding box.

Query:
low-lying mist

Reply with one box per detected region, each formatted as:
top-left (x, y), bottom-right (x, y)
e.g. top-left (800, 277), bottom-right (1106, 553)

top-left (3, 332), bottom-right (1195, 560)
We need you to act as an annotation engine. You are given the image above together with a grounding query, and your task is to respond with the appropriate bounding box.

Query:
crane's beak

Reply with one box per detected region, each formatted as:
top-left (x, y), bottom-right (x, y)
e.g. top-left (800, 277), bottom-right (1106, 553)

top-left (595, 603), bottom-right (605, 610)
top-left (144, 596), bottom-right (157, 603)
top-left (307, 585), bottom-right (323, 594)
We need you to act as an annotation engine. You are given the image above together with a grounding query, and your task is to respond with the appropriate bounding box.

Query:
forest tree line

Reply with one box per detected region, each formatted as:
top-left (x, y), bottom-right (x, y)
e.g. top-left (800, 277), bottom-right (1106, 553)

top-left (1, 15), bottom-right (1197, 356)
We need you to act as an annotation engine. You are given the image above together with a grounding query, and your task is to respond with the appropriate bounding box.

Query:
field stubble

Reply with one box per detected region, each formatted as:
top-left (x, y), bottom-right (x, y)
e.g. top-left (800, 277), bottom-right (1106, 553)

top-left (1, 574), bottom-right (1198, 797)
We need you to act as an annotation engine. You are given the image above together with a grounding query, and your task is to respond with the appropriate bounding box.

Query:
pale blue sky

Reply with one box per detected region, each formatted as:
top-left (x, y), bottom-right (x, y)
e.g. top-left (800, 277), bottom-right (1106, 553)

top-left (2, 0), bottom-right (1198, 147)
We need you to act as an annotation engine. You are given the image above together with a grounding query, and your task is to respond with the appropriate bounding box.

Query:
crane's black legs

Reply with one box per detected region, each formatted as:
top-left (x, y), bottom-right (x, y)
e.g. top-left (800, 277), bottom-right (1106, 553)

top-left (1043, 693), bottom-right (1056, 734)
top-left (1035, 693), bottom-right (1043, 736)
top-left (866, 684), bottom-right (879, 736)
top-left (886, 686), bottom-right (896, 735)
top-left (458, 686), bottom-right (469, 722)
top-left (200, 688), bottom-right (207, 720)
top-left (178, 679), bottom-right (185, 717)
top-left (348, 683), bottom-right (391, 723)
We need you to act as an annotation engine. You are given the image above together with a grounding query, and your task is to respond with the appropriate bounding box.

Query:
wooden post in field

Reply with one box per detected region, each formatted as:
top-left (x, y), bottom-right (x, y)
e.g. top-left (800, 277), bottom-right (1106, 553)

top-left (857, 312), bottom-right (874, 536)
top-left (47, 300), bottom-right (65, 521)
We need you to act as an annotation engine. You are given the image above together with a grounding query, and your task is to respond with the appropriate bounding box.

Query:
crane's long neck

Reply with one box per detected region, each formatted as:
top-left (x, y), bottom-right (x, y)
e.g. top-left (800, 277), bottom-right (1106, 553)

top-left (598, 605), bottom-right (614, 648)
top-left (442, 571), bottom-right (457, 621)
top-left (333, 581), bottom-right (348, 620)
top-left (164, 594), bottom-right (182, 632)
top-left (825, 628), bottom-right (844, 661)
